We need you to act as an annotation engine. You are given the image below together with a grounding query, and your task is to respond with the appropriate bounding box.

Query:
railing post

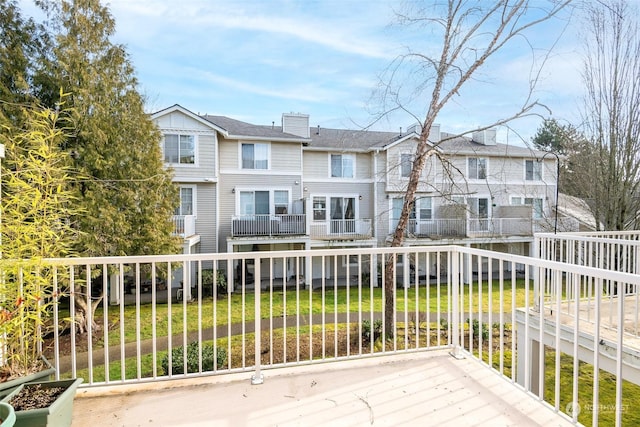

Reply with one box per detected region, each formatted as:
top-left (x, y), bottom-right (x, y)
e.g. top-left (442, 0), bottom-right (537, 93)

top-left (450, 249), bottom-right (464, 359)
top-left (533, 235), bottom-right (540, 312)
top-left (251, 256), bottom-right (264, 385)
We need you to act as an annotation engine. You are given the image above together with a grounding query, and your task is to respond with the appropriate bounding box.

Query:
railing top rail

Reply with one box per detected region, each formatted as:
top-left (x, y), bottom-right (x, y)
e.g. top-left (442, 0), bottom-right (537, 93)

top-left (535, 231), bottom-right (640, 246)
top-left (38, 244), bottom-right (640, 285)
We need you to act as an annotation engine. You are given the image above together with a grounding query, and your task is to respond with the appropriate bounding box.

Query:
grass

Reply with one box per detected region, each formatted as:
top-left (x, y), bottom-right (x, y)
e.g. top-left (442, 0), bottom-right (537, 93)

top-left (544, 349), bottom-right (640, 426)
top-left (68, 278), bottom-right (533, 348)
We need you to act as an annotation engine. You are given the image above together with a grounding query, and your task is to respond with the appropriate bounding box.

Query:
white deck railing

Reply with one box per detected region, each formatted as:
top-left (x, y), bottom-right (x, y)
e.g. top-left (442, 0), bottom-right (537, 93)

top-left (20, 243), bottom-right (640, 426)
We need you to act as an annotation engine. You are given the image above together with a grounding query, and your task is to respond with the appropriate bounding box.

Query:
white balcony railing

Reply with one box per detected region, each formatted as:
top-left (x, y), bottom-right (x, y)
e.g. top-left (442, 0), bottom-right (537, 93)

top-left (231, 214), bottom-right (306, 237)
top-left (310, 219), bottom-right (372, 239)
top-left (172, 215), bottom-right (196, 237)
top-left (404, 219), bottom-right (467, 237)
top-left (23, 242), bottom-right (640, 425)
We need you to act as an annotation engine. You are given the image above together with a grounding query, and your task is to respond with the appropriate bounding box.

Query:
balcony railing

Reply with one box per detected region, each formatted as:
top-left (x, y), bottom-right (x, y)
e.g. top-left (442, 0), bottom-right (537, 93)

top-left (23, 242), bottom-right (639, 426)
top-left (468, 217), bottom-right (534, 236)
top-left (172, 215), bottom-right (196, 237)
top-left (404, 219), bottom-right (467, 238)
top-left (231, 214), bottom-right (306, 237)
top-left (310, 219), bottom-right (373, 239)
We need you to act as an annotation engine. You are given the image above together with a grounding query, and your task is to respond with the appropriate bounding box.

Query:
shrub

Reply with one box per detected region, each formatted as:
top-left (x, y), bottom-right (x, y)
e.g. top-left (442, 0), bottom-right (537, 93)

top-left (467, 319), bottom-right (490, 341)
top-left (361, 319), bottom-right (383, 343)
top-left (161, 342), bottom-right (227, 375)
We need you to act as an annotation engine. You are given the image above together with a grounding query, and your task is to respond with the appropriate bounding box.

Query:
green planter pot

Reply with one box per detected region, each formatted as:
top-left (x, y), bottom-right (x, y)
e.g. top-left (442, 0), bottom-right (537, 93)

top-left (0, 402), bottom-right (15, 427)
top-left (2, 378), bottom-right (82, 427)
top-left (0, 357), bottom-right (56, 398)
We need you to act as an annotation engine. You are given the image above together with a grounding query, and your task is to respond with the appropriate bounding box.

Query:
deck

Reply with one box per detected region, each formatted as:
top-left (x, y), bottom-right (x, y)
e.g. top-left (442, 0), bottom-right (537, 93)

top-left (71, 350), bottom-right (572, 426)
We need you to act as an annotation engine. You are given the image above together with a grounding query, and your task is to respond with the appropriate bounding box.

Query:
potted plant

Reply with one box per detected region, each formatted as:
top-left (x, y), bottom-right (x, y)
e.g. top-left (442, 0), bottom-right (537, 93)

top-left (0, 102), bottom-right (79, 393)
top-left (1, 378), bottom-right (82, 427)
top-left (0, 402), bottom-right (15, 427)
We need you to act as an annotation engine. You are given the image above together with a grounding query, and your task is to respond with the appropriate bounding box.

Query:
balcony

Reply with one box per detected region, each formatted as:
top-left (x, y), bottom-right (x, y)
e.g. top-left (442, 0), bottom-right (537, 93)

top-left (171, 214), bottom-right (196, 237)
top-left (310, 218), bottom-right (373, 240)
top-left (21, 240), bottom-right (640, 425)
top-left (405, 218), bottom-right (467, 238)
top-left (231, 214), bottom-right (306, 237)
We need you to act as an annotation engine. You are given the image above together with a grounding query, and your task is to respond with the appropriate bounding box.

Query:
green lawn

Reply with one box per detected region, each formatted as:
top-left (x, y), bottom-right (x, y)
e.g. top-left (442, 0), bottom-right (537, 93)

top-left (78, 278), bottom-right (533, 346)
top-left (544, 350), bottom-right (640, 426)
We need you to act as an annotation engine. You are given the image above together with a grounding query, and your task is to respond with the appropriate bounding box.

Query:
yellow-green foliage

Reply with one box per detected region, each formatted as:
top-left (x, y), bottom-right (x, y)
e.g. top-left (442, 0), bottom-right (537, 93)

top-left (0, 98), bottom-right (80, 376)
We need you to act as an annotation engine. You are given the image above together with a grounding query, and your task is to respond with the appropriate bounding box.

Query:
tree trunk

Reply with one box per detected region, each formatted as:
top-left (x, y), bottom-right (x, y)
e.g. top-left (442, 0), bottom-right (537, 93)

top-left (73, 286), bottom-right (103, 335)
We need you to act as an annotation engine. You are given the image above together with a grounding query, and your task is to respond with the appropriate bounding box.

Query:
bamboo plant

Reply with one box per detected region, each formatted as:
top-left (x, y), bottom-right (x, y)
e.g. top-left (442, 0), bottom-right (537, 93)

top-left (0, 96), bottom-right (80, 380)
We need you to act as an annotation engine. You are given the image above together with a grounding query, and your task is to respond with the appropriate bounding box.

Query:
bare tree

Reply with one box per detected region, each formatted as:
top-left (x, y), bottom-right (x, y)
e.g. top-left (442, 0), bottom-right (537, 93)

top-left (580, 0), bottom-right (640, 231)
top-left (377, 0), bottom-right (571, 336)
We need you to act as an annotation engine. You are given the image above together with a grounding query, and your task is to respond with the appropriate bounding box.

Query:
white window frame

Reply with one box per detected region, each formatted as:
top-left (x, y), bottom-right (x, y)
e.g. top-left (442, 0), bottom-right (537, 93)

top-left (416, 197), bottom-right (433, 221)
top-left (312, 196), bottom-right (327, 221)
top-left (525, 159), bottom-right (542, 181)
top-left (163, 133), bottom-right (197, 165)
top-left (240, 142), bottom-right (270, 170)
top-left (468, 157), bottom-right (487, 180)
top-left (175, 185), bottom-right (197, 217)
top-left (235, 188), bottom-right (291, 216)
top-left (329, 154), bottom-right (355, 178)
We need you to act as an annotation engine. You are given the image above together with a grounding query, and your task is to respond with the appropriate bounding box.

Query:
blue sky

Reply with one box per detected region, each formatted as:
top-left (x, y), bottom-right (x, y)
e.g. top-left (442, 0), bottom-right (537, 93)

top-left (21, 0), bottom-right (584, 145)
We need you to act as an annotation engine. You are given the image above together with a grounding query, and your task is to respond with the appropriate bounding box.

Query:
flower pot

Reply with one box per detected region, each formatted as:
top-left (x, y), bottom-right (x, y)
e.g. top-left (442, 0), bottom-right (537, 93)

top-left (2, 378), bottom-right (82, 427)
top-left (0, 357), bottom-right (56, 397)
top-left (0, 402), bottom-right (15, 427)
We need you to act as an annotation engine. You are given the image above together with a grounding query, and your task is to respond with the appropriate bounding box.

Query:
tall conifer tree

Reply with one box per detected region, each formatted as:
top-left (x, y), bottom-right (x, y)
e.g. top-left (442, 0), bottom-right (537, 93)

top-left (39, 0), bottom-right (180, 257)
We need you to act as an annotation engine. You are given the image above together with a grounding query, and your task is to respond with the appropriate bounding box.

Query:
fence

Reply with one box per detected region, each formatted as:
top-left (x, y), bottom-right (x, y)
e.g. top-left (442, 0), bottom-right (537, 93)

top-left (9, 244), bottom-right (640, 426)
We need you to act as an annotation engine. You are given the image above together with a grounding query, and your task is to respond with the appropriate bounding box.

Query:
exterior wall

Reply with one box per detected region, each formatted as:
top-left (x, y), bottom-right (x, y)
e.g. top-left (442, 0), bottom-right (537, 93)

top-left (195, 183), bottom-right (217, 253)
top-left (153, 109), bottom-right (218, 254)
top-left (218, 137), bottom-right (304, 253)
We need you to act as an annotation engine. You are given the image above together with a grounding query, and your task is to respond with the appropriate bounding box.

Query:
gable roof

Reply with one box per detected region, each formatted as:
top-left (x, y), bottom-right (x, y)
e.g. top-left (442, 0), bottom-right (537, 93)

top-left (153, 105), bottom-right (547, 159)
top-left (201, 115), bottom-right (311, 143)
top-left (151, 104), bottom-right (226, 133)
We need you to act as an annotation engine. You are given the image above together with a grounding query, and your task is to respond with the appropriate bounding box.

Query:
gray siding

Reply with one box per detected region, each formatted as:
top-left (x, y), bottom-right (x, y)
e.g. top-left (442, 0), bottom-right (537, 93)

top-left (195, 183), bottom-right (217, 254)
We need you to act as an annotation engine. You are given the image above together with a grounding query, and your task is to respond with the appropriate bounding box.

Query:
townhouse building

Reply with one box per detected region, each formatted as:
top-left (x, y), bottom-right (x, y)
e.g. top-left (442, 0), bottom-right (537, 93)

top-left (152, 104), bottom-right (574, 288)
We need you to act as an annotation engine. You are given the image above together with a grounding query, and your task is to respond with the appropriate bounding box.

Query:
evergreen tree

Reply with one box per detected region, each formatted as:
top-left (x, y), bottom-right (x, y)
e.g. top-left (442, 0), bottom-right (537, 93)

top-left (38, 0), bottom-right (180, 257)
top-left (0, 0), bottom-right (49, 126)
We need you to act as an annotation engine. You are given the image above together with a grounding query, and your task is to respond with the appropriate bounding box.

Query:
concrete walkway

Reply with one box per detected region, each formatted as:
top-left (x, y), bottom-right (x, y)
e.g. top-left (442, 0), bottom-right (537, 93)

top-left (71, 350), bottom-right (573, 426)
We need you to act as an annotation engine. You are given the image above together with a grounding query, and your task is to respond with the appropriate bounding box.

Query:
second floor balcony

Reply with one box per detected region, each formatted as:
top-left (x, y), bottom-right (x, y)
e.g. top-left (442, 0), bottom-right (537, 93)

top-left (310, 219), bottom-right (373, 240)
top-left (232, 214), bottom-right (306, 237)
top-left (402, 217), bottom-right (579, 239)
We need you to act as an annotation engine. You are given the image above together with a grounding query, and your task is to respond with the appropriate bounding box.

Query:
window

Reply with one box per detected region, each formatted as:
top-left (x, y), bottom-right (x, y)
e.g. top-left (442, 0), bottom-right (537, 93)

top-left (313, 197), bottom-right (326, 220)
top-left (242, 143), bottom-right (269, 169)
top-left (239, 190), bottom-right (289, 215)
top-left (331, 154), bottom-right (354, 178)
top-left (512, 197), bottom-right (543, 219)
top-left (331, 197), bottom-right (356, 233)
top-left (525, 160), bottom-right (541, 180)
top-left (401, 154), bottom-right (413, 178)
top-left (468, 158), bottom-right (487, 179)
top-left (175, 187), bottom-right (195, 216)
top-left (164, 134), bottom-right (195, 164)
top-left (468, 197), bottom-right (489, 218)
top-left (274, 191), bottom-right (289, 214)
top-left (417, 197), bottom-right (432, 220)
top-left (391, 197), bottom-right (416, 230)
